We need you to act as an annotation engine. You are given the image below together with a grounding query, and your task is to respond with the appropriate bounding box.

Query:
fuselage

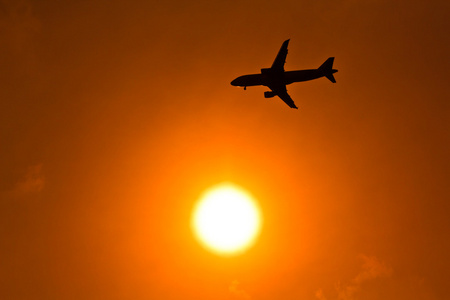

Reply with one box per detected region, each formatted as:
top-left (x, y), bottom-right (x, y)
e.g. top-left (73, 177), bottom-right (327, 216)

top-left (231, 69), bottom-right (337, 88)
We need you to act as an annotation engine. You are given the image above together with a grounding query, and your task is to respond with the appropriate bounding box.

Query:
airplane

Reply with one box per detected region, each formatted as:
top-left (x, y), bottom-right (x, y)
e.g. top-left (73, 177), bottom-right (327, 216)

top-left (230, 39), bottom-right (338, 109)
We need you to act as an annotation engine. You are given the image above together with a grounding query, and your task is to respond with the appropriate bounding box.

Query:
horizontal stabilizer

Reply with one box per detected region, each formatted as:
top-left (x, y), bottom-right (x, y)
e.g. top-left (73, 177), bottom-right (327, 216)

top-left (325, 73), bottom-right (336, 83)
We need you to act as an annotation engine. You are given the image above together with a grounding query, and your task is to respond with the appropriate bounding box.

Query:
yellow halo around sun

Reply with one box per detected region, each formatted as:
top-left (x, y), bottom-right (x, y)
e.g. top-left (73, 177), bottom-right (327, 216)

top-left (191, 183), bottom-right (262, 256)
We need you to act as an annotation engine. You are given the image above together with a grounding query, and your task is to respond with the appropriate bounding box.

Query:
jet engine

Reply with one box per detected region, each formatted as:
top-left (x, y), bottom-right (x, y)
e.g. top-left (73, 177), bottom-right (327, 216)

top-left (264, 91), bottom-right (276, 98)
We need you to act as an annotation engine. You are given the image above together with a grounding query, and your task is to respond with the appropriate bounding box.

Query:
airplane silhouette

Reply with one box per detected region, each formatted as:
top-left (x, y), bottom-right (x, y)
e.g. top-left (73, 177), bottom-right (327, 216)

top-left (231, 39), bottom-right (338, 109)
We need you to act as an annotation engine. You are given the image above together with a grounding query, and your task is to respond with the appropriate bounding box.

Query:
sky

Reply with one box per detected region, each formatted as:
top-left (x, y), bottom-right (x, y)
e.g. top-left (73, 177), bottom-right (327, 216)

top-left (1, 0), bottom-right (449, 299)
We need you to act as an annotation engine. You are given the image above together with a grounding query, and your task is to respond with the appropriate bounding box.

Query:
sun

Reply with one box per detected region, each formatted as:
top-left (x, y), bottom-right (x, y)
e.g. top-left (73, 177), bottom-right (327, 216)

top-left (191, 182), bottom-right (262, 256)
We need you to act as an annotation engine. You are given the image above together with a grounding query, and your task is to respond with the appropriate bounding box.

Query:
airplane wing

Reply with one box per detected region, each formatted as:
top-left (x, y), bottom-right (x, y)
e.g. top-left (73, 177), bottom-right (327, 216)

top-left (268, 82), bottom-right (298, 109)
top-left (271, 39), bottom-right (290, 71)
top-left (277, 90), bottom-right (298, 109)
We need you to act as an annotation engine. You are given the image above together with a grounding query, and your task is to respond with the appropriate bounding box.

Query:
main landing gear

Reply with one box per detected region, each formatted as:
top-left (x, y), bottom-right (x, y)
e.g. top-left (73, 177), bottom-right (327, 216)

top-left (244, 86), bottom-right (246, 90)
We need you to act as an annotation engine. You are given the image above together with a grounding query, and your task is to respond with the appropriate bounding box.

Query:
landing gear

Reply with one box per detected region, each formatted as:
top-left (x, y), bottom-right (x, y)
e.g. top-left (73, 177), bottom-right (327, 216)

top-left (244, 86), bottom-right (246, 90)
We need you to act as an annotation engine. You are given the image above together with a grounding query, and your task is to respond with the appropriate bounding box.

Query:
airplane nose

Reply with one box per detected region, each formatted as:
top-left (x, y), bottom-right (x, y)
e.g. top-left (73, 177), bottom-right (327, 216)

top-left (231, 78), bottom-right (238, 86)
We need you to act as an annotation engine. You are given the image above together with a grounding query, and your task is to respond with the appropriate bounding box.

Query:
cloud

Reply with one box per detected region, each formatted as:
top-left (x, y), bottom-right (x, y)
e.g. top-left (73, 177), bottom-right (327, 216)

top-left (315, 289), bottom-right (328, 300)
top-left (229, 280), bottom-right (251, 300)
top-left (353, 254), bottom-right (393, 284)
top-left (316, 255), bottom-right (392, 300)
top-left (14, 163), bottom-right (45, 194)
top-left (336, 255), bottom-right (392, 300)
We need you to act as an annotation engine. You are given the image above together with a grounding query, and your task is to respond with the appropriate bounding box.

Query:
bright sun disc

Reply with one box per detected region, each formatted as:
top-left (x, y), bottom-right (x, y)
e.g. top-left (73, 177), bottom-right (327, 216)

top-left (191, 183), bottom-right (262, 256)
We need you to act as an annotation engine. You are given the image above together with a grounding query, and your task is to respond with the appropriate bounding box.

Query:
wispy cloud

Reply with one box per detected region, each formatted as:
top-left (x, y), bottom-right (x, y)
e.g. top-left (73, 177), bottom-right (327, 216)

top-left (315, 288), bottom-right (328, 300)
top-left (316, 255), bottom-right (392, 300)
top-left (229, 280), bottom-right (251, 300)
top-left (354, 254), bottom-right (392, 283)
top-left (14, 163), bottom-right (45, 194)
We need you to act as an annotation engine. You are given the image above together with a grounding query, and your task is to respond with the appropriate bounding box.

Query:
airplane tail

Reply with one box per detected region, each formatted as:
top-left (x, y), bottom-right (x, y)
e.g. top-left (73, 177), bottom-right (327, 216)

top-left (318, 57), bottom-right (338, 83)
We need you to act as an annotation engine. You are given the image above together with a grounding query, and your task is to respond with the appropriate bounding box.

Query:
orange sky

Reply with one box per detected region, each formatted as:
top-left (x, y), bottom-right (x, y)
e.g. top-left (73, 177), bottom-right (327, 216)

top-left (1, 0), bottom-right (449, 299)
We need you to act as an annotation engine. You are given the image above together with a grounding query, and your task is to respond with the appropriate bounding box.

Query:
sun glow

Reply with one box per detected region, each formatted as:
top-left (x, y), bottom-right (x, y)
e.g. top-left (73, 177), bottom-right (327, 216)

top-left (191, 183), bottom-right (262, 256)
